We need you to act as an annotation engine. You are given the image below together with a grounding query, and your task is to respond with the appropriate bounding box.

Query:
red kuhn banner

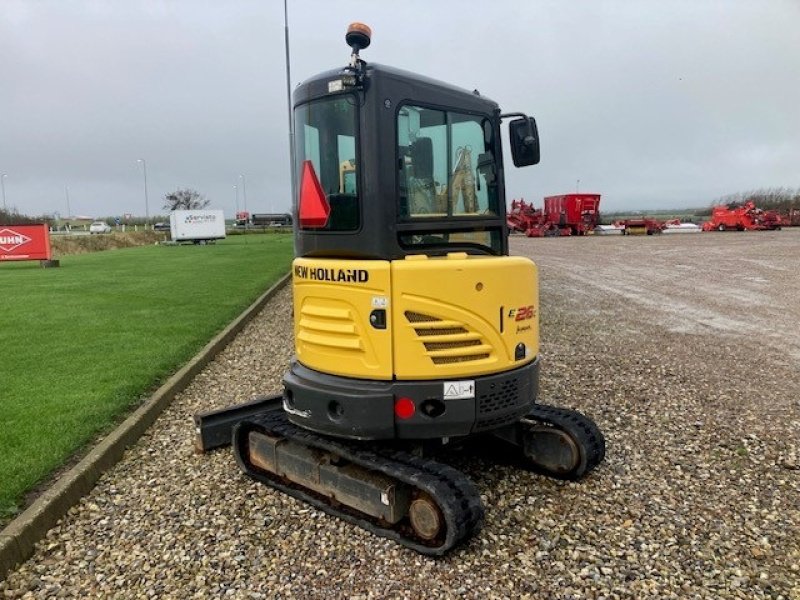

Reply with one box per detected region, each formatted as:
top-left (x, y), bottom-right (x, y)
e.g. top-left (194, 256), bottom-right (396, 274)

top-left (0, 224), bottom-right (53, 261)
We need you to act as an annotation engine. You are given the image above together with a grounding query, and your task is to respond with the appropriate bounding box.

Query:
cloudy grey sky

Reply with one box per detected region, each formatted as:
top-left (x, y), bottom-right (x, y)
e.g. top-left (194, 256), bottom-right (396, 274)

top-left (1, 1), bottom-right (799, 218)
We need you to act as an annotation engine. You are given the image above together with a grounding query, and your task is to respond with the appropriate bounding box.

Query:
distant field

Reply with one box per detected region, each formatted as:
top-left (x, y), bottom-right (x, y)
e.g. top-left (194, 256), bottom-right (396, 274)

top-left (0, 235), bottom-right (293, 520)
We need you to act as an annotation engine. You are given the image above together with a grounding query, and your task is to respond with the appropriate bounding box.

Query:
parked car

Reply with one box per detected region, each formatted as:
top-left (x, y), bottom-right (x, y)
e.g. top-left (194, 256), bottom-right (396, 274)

top-left (89, 221), bottom-right (112, 234)
top-left (153, 222), bottom-right (170, 231)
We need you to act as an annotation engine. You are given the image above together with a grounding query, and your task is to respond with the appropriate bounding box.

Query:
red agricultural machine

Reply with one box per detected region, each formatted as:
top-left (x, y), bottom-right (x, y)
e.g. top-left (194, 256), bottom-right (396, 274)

top-left (544, 194), bottom-right (601, 235)
top-left (702, 201), bottom-right (783, 231)
top-left (506, 199), bottom-right (556, 236)
top-left (507, 194), bottom-right (601, 237)
top-left (613, 217), bottom-right (670, 235)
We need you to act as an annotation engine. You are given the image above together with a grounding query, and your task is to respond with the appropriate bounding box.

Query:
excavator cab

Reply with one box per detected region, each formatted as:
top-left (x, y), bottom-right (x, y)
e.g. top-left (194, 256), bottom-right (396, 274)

top-left (198, 23), bottom-right (603, 556)
top-left (293, 63), bottom-right (539, 259)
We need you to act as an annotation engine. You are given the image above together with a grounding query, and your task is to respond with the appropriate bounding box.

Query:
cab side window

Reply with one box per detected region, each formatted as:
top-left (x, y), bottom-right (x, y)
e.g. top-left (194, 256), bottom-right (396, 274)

top-left (398, 106), bottom-right (497, 219)
top-left (295, 96), bottom-right (359, 231)
top-left (450, 116), bottom-right (494, 216)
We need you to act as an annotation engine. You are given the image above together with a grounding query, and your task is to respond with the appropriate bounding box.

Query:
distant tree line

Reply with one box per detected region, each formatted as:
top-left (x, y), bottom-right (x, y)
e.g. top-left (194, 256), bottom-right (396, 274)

top-left (1, 187), bottom-right (211, 227)
top-left (0, 208), bottom-right (53, 226)
top-left (712, 187), bottom-right (800, 212)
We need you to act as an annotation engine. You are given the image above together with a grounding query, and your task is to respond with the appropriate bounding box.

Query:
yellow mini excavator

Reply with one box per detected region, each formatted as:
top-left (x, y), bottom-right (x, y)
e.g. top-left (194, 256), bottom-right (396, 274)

top-left (195, 23), bottom-right (605, 556)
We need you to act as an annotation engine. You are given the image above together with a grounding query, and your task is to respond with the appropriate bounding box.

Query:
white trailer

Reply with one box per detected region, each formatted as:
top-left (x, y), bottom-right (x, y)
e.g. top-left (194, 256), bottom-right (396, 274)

top-left (594, 224), bottom-right (624, 235)
top-left (169, 210), bottom-right (226, 243)
top-left (662, 223), bottom-right (702, 234)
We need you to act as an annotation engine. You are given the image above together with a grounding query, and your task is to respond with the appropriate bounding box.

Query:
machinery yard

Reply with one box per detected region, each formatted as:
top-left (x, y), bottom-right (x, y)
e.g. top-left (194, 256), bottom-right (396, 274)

top-left (0, 230), bottom-right (797, 598)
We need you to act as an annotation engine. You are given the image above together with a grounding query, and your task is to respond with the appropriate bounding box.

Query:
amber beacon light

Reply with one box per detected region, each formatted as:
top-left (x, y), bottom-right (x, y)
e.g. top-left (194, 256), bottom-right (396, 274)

top-left (346, 22), bottom-right (372, 51)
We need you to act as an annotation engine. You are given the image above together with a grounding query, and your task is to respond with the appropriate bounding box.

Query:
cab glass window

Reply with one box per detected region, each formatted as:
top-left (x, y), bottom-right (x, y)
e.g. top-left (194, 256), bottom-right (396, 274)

top-left (397, 105), bottom-right (501, 254)
top-left (294, 96), bottom-right (359, 230)
top-left (398, 106), bottom-right (498, 219)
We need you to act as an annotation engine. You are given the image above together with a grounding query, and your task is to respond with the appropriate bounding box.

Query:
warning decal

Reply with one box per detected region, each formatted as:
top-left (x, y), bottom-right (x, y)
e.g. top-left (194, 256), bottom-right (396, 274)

top-left (443, 380), bottom-right (475, 400)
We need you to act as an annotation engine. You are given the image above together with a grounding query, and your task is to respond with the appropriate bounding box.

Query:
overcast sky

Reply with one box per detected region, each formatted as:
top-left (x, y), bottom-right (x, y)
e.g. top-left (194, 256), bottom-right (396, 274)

top-left (1, 1), bottom-right (799, 218)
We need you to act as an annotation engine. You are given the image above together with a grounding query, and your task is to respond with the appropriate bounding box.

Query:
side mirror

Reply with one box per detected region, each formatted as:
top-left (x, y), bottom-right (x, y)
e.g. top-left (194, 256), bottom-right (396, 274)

top-left (509, 117), bottom-right (540, 167)
top-left (410, 137), bottom-right (433, 181)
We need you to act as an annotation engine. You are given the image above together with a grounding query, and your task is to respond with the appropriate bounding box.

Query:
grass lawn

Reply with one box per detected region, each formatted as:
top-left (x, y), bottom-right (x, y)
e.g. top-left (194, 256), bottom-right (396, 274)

top-left (0, 234), bottom-right (293, 519)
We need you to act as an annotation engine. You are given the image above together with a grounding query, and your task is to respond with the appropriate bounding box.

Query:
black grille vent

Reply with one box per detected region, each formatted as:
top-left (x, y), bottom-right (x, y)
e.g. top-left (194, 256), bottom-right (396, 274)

top-left (404, 310), bottom-right (489, 364)
top-left (474, 377), bottom-right (527, 432)
top-left (414, 327), bottom-right (468, 337)
top-left (405, 311), bottom-right (440, 323)
top-left (478, 379), bottom-right (519, 414)
top-left (424, 340), bottom-right (482, 351)
top-left (432, 353), bottom-right (490, 365)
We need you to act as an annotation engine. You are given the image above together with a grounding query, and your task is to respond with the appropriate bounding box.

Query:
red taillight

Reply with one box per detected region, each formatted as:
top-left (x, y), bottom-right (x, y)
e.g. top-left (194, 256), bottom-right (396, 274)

top-left (394, 397), bottom-right (416, 420)
top-left (298, 160), bottom-right (330, 228)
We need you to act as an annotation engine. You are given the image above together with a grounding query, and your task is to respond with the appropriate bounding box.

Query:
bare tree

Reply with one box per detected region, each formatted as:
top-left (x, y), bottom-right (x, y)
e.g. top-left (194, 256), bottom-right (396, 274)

top-left (163, 188), bottom-right (210, 211)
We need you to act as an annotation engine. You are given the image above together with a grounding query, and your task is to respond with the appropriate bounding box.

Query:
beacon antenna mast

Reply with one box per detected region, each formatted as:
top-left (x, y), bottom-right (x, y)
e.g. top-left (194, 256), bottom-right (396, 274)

top-left (345, 22), bottom-right (372, 73)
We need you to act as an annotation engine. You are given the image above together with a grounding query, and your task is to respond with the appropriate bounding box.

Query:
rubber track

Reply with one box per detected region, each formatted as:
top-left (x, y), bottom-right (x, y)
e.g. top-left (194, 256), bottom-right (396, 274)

top-left (524, 403), bottom-right (606, 478)
top-left (233, 411), bottom-right (484, 556)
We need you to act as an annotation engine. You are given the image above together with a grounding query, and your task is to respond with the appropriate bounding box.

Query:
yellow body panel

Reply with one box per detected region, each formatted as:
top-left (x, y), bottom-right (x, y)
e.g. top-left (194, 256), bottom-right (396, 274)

top-left (293, 258), bottom-right (393, 379)
top-left (391, 255), bottom-right (538, 380)
top-left (292, 254), bottom-right (539, 382)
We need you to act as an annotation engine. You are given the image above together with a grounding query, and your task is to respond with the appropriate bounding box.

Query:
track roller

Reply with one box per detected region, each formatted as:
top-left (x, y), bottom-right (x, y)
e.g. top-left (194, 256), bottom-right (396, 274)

top-left (409, 493), bottom-right (444, 541)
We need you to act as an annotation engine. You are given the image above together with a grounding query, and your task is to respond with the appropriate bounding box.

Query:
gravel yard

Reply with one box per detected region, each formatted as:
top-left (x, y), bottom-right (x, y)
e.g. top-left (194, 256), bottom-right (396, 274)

top-left (2, 230), bottom-right (799, 599)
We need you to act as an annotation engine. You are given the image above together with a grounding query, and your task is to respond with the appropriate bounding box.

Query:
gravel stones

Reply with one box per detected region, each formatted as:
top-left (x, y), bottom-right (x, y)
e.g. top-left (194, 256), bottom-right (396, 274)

top-left (2, 231), bottom-right (799, 598)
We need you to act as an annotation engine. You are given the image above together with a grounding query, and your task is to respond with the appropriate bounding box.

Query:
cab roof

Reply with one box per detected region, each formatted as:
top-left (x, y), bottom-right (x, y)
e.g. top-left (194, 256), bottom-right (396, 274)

top-left (293, 62), bottom-right (500, 115)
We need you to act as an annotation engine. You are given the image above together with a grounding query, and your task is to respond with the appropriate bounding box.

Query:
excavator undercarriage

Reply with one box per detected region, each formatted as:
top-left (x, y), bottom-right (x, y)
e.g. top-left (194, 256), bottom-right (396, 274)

top-left (196, 396), bottom-right (604, 555)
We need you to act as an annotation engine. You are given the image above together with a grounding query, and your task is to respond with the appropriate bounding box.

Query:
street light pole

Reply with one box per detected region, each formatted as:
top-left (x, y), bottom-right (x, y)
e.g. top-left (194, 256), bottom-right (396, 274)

top-left (233, 184), bottom-right (239, 213)
top-left (284, 0), bottom-right (296, 208)
top-left (239, 174), bottom-right (248, 213)
top-left (137, 159), bottom-right (150, 224)
top-left (1, 174), bottom-right (7, 212)
top-left (576, 179), bottom-right (580, 193)
top-left (64, 185), bottom-right (71, 219)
